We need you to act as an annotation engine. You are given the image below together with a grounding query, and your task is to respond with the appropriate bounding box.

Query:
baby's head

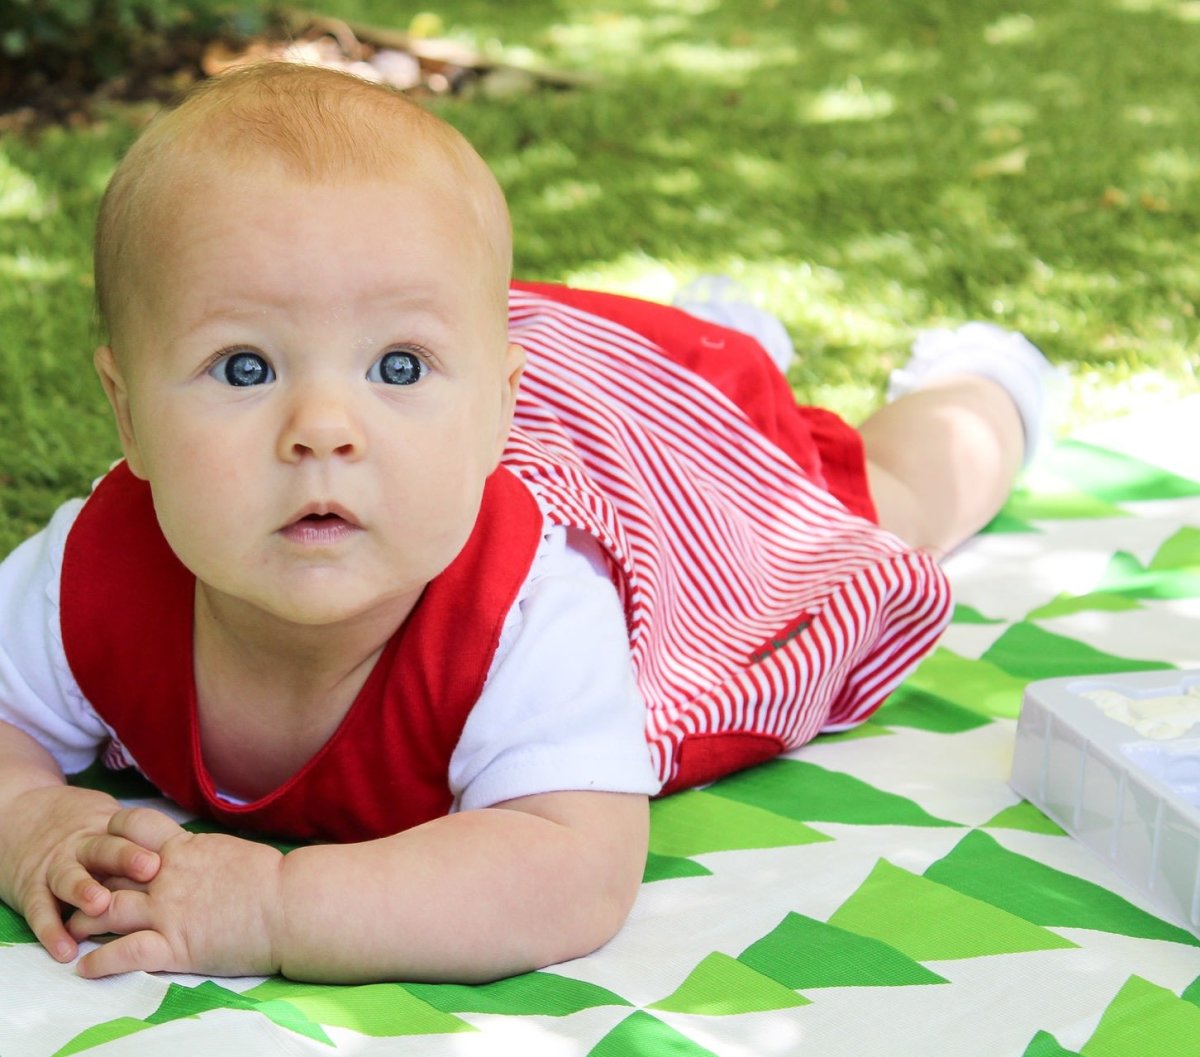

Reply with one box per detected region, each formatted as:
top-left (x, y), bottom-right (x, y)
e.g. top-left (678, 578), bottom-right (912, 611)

top-left (95, 62), bottom-right (512, 351)
top-left (91, 64), bottom-right (527, 631)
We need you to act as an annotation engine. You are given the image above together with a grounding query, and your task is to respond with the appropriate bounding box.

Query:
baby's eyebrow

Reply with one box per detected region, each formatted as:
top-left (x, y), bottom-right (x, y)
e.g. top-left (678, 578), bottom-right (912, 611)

top-left (176, 287), bottom-right (460, 339)
top-left (371, 289), bottom-right (459, 324)
top-left (173, 301), bottom-right (267, 341)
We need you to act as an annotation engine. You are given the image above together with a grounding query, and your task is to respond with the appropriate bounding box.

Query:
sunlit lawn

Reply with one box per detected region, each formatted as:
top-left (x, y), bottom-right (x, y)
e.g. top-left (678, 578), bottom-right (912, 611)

top-left (1, 0), bottom-right (1198, 553)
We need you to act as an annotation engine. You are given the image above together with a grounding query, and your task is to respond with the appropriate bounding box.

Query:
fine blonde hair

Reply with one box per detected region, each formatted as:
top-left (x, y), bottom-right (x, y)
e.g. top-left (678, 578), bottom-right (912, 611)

top-left (94, 62), bottom-right (512, 342)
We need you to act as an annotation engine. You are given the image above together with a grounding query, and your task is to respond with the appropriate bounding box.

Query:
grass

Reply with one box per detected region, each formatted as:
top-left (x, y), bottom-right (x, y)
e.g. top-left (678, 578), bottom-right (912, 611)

top-left (1, 0), bottom-right (1198, 554)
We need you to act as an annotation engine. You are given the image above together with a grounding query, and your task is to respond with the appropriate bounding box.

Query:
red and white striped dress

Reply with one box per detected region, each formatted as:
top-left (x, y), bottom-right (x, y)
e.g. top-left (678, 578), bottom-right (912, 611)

top-left (504, 283), bottom-right (952, 794)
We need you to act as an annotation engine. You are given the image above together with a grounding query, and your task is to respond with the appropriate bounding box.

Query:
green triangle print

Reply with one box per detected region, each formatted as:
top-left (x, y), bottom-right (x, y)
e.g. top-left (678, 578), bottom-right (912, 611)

top-left (588, 1011), bottom-right (719, 1057)
top-left (815, 718), bottom-right (893, 742)
top-left (403, 971), bottom-right (630, 1017)
top-left (873, 682), bottom-right (994, 734)
top-left (245, 999), bottom-right (335, 1045)
top-left (1081, 975), bottom-right (1200, 1057)
top-left (648, 788), bottom-right (830, 858)
top-left (643, 850), bottom-right (713, 883)
top-left (1026, 591), bottom-right (1142, 621)
top-left (1183, 974), bottom-right (1200, 1008)
top-left (0, 900), bottom-right (35, 944)
top-left (649, 952), bottom-right (810, 1015)
top-left (53, 1018), bottom-right (155, 1057)
top-left (924, 830), bottom-right (1200, 946)
top-left (903, 646), bottom-right (1028, 719)
top-left (1150, 526), bottom-right (1200, 573)
top-left (979, 507), bottom-right (1039, 534)
top-left (1097, 549), bottom-right (1200, 602)
top-left (952, 603), bottom-right (1005, 625)
top-left (243, 979), bottom-right (470, 1037)
top-left (144, 980), bottom-right (259, 1024)
top-left (737, 911), bottom-right (946, 988)
top-left (1023, 1029), bottom-right (1083, 1057)
top-left (53, 981), bottom-right (340, 1057)
top-left (706, 758), bottom-right (960, 827)
top-left (981, 623), bottom-right (1171, 681)
top-left (995, 486), bottom-right (1123, 524)
top-left (994, 438), bottom-right (1200, 526)
top-left (827, 858), bottom-right (1076, 960)
top-left (984, 800), bottom-right (1067, 836)
top-left (281, 984), bottom-right (468, 1038)
top-left (1049, 440), bottom-right (1200, 504)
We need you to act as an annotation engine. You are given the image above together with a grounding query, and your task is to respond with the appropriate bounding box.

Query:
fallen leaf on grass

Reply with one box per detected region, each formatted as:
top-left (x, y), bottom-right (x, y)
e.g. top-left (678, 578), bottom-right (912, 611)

top-left (972, 146), bottom-right (1029, 178)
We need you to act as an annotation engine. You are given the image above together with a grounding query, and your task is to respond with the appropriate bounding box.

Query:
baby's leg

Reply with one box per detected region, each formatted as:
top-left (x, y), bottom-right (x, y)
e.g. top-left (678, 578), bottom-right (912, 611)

top-left (861, 324), bottom-right (1063, 558)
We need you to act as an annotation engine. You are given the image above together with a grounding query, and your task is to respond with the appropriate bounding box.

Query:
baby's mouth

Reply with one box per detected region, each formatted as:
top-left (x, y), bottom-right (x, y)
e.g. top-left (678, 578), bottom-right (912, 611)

top-left (280, 504), bottom-right (362, 543)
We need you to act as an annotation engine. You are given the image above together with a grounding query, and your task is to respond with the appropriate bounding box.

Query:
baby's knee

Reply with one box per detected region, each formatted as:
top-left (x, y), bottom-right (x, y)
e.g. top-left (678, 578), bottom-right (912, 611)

top-left (864, 461), bottom-right (944, 556)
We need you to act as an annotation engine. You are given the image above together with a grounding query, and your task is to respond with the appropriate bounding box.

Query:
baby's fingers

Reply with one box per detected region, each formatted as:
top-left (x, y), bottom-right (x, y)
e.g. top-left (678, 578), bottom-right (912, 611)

top-left (76, 930), bottom-right (174, 978)
top-left (45, 856), bottom-right (112, 918)
top-left (23, 887), bottom-right (78, 963)
top-left (69, 888), bottom-right (173, 977)
top-left (77, 833), bottom-right (160, 884)
top-left (66, 887), bottom-right (147, 942)
top-left (106, 807), bottom-right (184, 853)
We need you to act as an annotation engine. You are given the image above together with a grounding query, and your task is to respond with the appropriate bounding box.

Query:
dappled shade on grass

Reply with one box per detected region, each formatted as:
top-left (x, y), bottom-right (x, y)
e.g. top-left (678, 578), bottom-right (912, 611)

top-left (2, 0), bottom-right (1198, 553)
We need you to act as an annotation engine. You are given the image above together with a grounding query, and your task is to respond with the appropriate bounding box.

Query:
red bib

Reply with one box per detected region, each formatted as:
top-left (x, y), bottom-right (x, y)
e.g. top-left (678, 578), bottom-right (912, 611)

top-left (60, 462), bottom-right (542, 842)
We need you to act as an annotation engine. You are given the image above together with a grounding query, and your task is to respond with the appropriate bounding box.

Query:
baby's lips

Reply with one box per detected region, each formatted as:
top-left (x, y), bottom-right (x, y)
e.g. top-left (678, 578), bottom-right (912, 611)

top-left (281, 501), bottom-right (362, 531)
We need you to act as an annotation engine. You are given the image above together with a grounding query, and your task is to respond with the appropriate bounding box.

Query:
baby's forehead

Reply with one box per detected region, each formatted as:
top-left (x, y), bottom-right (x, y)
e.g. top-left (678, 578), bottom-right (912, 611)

top-left (151, 135), bottom-right (488, 217)
top-left (142, 142), bottom-right (507, 282)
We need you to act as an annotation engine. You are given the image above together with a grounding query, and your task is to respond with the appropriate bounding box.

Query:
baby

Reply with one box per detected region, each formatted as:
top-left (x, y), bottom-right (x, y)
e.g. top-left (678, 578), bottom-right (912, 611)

top-left (0, 63), bottom-right (1056, 984)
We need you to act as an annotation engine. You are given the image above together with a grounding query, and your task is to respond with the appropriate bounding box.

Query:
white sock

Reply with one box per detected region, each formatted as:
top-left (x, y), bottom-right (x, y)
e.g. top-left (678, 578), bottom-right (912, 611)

top-left (673, 275), bottom-right (795, 374)
top-left (886, 322), bottom-right (1069, 467)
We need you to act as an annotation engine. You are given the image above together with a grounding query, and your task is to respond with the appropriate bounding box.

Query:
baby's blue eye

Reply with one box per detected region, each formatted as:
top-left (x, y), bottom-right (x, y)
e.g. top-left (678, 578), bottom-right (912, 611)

top-left (369, 349), bottom-right (427, 386)
top-left (212, 350), bottom-right (274, 387)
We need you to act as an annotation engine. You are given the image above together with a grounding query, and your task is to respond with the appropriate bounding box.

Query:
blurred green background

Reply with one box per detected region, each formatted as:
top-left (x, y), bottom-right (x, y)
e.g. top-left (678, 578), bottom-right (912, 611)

top-left (1, 0), bottom-right (1197, 554)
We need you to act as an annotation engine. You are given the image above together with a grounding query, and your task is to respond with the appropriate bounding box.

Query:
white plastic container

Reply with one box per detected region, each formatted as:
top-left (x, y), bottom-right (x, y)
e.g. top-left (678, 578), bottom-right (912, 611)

top-left (1010, 669), bottom-right (1200, 936)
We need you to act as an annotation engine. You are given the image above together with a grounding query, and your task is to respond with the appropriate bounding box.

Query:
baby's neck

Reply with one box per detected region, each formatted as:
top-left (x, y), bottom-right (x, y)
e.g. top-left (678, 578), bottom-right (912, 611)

top-left (192, 583), bottom-right (414, 718)
top-left (190, 584), bottom-right (417, 800)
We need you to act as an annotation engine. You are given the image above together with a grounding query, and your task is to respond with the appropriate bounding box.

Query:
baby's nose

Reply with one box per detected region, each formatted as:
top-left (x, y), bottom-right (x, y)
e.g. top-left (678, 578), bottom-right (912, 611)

top-left (279, 386), bottom-right (366, 461)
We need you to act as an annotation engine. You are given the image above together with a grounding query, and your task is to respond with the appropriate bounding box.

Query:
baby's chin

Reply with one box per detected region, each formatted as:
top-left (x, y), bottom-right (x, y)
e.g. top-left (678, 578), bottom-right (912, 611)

top-left (197, 575), bottom-right (427, 635)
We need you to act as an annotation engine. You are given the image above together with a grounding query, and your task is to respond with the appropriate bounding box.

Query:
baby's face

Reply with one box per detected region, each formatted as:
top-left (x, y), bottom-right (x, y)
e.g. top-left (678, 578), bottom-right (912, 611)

top-left (97, 166), bottom-right (522, 631)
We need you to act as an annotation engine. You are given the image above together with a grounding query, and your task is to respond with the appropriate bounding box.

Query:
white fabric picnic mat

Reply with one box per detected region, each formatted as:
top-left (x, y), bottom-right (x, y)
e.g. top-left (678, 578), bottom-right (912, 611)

top-left (3, 396), bottom-right (1199, 1057)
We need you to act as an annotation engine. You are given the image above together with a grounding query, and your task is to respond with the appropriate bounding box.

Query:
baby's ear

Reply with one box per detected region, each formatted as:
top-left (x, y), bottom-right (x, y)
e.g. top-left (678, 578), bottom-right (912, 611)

top-left (93, 346), bottom-right (148, 479)
top-left (494, 342), bottom-right (525, 455)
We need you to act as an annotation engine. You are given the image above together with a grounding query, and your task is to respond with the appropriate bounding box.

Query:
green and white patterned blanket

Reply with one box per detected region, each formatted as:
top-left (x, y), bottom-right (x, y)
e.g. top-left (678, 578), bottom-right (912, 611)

top-left (4, 398), bottom-right (1199, 1057)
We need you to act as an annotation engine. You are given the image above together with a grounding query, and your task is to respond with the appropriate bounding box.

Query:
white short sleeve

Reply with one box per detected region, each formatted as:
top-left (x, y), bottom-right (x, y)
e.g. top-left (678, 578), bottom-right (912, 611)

top-left (449, 525), bottom-right (661, 811)
top-left (0, 500), bottom-right (111, 773)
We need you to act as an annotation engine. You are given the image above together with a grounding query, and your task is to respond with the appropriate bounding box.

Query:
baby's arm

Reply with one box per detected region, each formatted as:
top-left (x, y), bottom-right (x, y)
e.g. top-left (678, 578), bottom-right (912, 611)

top-left (0, 720), bottom-right (160, 961)
top-left (0, 499), bottom-right (161, 957)
top-left (66, 525), bottom-right (653, 981)
top-left (69, 789), bottom-right (649, 982)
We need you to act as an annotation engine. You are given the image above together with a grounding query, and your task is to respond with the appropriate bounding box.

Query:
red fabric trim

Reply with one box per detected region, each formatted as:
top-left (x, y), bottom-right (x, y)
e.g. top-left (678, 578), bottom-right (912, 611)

top-left (511, 280), bottom-right (878, 524)
top-left (61, 463), bottom-right (195, 801)
top-left (60, 462), bottom-right (542, 842)
top-left (660, 732), bottom-right (786, 796)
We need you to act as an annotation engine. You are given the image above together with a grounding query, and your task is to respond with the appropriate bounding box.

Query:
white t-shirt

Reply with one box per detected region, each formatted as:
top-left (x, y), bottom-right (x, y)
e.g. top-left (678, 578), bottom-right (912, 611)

top-left (0, 496), bottom-right (662, 814)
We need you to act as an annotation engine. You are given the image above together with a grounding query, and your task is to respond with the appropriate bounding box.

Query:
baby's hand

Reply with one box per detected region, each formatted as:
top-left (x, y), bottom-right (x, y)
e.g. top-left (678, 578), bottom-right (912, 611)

top-left (0, 785), bottom-right (160, 963)
top-left (67, 807), bottom-right (285, 978)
